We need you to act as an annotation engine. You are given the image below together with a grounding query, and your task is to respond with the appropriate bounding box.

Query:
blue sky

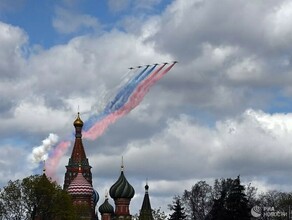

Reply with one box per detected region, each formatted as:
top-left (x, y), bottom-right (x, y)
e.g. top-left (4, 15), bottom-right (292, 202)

top-left (0, 0), bottom-right (171, 48)
top-left (2, 0), bottom-right (292, 216)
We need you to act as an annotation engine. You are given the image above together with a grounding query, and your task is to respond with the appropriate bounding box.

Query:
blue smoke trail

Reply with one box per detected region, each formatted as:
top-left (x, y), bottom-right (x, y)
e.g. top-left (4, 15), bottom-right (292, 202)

top-left (109, 64), bottom-right (158, 111)
top-left (83, 64), bottom-right (158, 131)
top-left (104, 65), bottom-right (149, 112)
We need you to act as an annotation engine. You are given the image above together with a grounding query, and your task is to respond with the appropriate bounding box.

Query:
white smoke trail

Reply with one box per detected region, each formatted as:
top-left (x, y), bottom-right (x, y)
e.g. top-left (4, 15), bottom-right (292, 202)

top-left (28, 133), bottom-right (59, 168)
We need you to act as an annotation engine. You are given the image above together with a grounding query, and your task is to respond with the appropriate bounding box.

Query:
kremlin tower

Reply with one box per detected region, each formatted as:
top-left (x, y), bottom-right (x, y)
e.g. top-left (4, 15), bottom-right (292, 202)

top-left (64, 113), bottom-right (154, 219)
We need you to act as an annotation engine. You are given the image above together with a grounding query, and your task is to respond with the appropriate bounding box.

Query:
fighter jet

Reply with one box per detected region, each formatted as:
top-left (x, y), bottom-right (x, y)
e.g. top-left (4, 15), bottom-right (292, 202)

top-left (128, 67), bottom-right (134, 70)
top-left (173, 61), bottom-right (178, 63)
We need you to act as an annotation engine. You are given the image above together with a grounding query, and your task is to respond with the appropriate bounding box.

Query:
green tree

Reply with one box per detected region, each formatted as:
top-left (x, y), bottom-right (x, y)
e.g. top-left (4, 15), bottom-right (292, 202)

top-left (207, 176), bottom-right (250, 220)
top-left (0, 174), bottom-right (76, 220)
top-left (182, 181), bottom-right (213, 220)
top-left (152, 207), bottom-right (167, 220)
top-left (133, 208), bottom-right (167, 220)
top-left (225, 176), bottom-right (249, 219)
top-left (169, 197), bottom-right (187, 220)
top-left (255, 190), bottom-right (292, 220)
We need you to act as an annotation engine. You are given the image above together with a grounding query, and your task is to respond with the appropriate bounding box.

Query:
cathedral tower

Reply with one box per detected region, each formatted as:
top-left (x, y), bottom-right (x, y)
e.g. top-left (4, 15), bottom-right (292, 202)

top-left (139, 183), bottom-right (154, 220)
top-left (64, 113), bottom-right (92, 189)
top-left (64, 113), bottom-right (98, 219)
top-left (99, 193), bottom-right (114, 220)
top-left (109, 163), bottom-right (135, 219)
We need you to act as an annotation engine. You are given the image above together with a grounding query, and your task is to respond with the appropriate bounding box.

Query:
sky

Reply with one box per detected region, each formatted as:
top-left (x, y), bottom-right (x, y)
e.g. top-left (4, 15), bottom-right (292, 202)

top-left (1, 0), bottom-right (292, 216)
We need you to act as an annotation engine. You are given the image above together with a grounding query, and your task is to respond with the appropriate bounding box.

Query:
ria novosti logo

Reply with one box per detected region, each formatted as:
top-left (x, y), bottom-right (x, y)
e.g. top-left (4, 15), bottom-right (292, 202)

top-left (251, 206), bottom-right (287, 218)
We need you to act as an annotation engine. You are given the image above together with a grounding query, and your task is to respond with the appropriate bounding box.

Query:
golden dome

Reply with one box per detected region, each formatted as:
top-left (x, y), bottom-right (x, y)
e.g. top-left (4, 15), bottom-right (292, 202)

top-left (73, 112), bottom-right (83, 127)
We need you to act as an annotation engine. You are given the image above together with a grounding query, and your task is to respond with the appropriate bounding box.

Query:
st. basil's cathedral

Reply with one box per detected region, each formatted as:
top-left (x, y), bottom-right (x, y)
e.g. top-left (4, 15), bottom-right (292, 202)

top-left (63, 113), bottom-right (154, 220)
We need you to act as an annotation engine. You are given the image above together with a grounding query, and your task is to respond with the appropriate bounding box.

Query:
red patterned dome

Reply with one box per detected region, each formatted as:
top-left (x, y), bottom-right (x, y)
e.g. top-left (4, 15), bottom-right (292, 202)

top-left (67, 172), bottom-right (93, 196)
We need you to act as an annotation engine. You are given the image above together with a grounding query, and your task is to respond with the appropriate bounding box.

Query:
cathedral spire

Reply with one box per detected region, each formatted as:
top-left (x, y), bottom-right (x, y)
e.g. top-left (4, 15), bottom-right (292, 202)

top-left (139, 182), bottom-right (154, 220)
top-left (63, 112), bottom-right (92, 190)
top-left (42, 160), bottom-right (46, 175)
top-left (121, 156), bottom-right (124, 172)
top-left (74, 112), bottom-right (83, 138)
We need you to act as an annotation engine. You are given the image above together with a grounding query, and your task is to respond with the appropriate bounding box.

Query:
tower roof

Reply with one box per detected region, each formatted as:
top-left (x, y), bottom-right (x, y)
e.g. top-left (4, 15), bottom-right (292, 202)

top-left (70, 113), bottom-right (87, 164)
top-left (93, 189), bottom-right (100, 206)
top-left (109, 165), bottom-right (135, 200)
top-left (99, 194), bottom-right (114, 214)
top-left (139, 183), bottom-right (154, 220)
top-left (74, 112), bottom-right (83, 127)
top-left (67, 167), bottom-right (93, 196)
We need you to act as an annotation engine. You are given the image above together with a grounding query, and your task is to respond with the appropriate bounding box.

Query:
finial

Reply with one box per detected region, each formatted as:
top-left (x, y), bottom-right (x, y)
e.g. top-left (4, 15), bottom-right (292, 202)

top-left (145, 178), bottom-right (149, 192)
top-left (105, 190), bottom-right (108, 199)
top-left (121, 156), bottom-right (124, 172)
top-left (43, 160), bottom-right (46, 174)
top-left (74, 111), bottom-right (83, 128)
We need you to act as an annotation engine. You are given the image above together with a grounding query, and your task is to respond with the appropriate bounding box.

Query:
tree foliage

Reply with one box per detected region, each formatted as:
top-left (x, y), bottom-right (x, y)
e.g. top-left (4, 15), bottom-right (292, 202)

top-left (169, 197), bottom-right (187, 220)
top-left (183, 181), bottom-right (213, 220)
top-left (206, 176), bottom-right (250, 220)
top-left (132, 208), bottom-right (167, 220)
top-left (181, 176), bottom-right (256, 220)
top-left (0, 174), bottom-right (76, 220)
top-left (152, 207), bottom-right (168, 220)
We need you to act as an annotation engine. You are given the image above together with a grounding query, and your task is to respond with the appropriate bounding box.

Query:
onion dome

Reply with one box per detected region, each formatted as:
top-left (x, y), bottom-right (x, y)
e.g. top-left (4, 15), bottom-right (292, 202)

top-left (92, 189), bottom-right (100, 206)
top-left (74, 112), bottom-right (83, 127)
top-left (109, 165), bottom-right (135, 199)
top-left (67, 168), bottom-right (93, 196)
top-left (99, 195), bottom-right (114, 214)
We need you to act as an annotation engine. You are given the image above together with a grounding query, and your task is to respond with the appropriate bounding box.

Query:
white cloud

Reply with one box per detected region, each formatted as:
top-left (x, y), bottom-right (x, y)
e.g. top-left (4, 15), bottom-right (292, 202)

top-left (225, 56), bottom-right (264, 82)
top-left (107, 0), bottom-right (131, 13)
top-left (267, 0), bottom-right (292, 47)
top-left (117, 109), bottom-right (292, 182)
top-left (0, 21), bottom-right (27, 79)
top-left (0, 145), bottom-right (31, 186)
top-left (3, 0), bottom-right (292, 215)
top-left (53, 6), bottom-right (101, 34)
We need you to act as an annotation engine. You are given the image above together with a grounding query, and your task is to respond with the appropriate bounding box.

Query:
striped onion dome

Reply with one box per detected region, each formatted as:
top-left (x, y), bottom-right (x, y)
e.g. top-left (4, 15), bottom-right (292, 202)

top-left (67, 172), bottom-right (93, 196)
top-left (93, 189), bottom-right (99, 206)
top-left (99, 196), bottom-right (114, 214)
top-left (109, 169), bottom-right (135, 199)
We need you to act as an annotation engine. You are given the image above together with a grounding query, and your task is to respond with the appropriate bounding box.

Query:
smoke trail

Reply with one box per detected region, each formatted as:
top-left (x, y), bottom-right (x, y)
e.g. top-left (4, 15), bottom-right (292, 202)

top-left (135, 62), bottom-right (176, 98)
top-left (28, 133), bottom-right (59, 168)
top-left (104, 65), bottom-right (149, 113)
top-left (125, 62), bottom-right (176, 112)
top-left (45, 62), bottom-right (176, 179)
top-left (83, 65), bottom-right (156, 131)
top-left (83, 63), bottom-right (176, 140)
top-left (45, 141), bottom-right (71, 179)
top-left (83, 67), bottom-right (138, 131)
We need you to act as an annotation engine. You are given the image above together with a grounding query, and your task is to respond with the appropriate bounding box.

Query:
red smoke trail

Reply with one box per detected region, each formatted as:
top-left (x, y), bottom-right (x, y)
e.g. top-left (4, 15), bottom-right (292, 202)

top-left (45, 63), bottom-right (176, 180)
top-left (45, 141), bottom-right (71, 180)
top-left (125, 62), bottom-right (176, 113)
top-left (83, 63), bottom-right (176, 140)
